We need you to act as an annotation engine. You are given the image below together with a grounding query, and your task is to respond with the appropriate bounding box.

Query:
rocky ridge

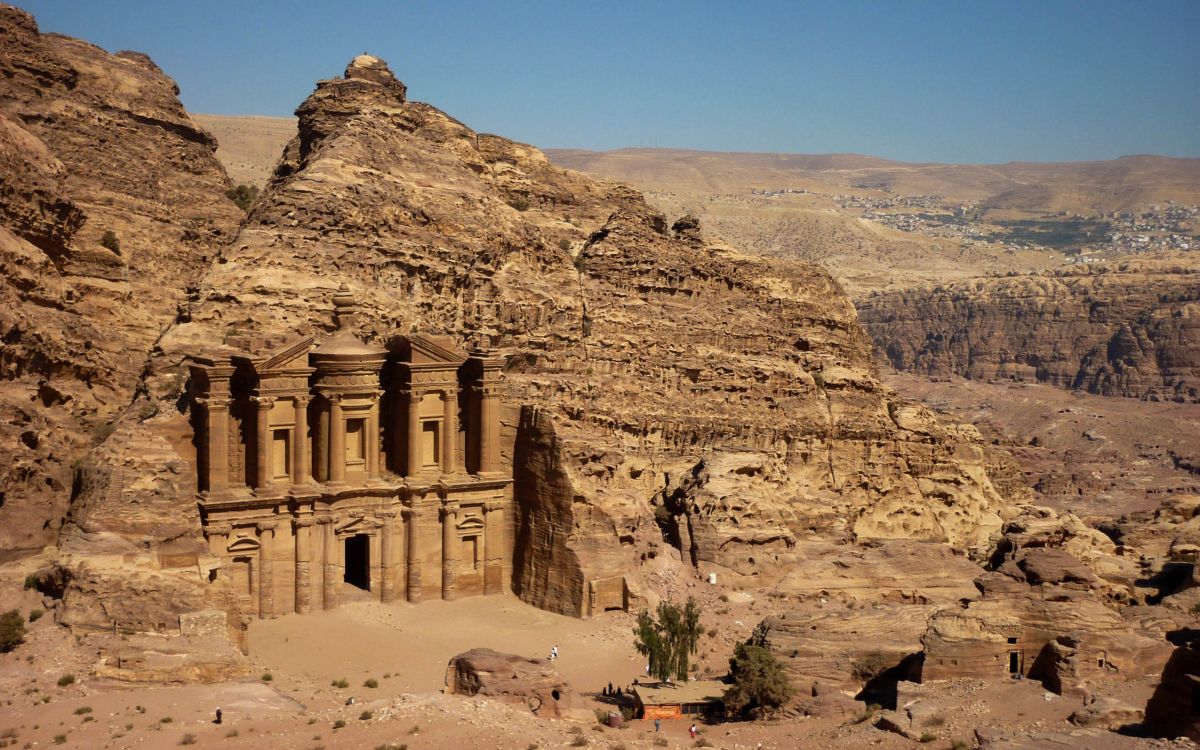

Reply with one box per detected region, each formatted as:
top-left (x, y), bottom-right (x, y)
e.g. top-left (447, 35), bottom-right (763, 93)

top-left (0, 4), bottom-right (241, 557)
top-left (54, 52), bottom-right (1031, 631)
top-left (856, 256), bottom-right (1200, 403)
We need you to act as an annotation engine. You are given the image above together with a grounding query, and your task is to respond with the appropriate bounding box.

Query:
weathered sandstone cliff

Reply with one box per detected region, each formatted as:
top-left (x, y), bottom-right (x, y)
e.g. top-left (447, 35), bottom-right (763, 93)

top-left (0, 4), bottom-right (241, 557)
top-left (53, 52), bottom-right (1024, 630)
top-left (856, 257), bottom-right (1200, 403)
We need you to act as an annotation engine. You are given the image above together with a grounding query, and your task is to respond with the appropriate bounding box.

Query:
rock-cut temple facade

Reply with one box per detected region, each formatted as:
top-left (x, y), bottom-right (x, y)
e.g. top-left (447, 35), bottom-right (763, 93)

top-left (188, 286), bottom-right (511, 617)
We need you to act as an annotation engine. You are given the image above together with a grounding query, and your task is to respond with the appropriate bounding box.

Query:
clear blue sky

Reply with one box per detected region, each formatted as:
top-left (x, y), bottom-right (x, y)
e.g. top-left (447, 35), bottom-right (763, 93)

top-left (18, 0), bottom-right (1200, 164)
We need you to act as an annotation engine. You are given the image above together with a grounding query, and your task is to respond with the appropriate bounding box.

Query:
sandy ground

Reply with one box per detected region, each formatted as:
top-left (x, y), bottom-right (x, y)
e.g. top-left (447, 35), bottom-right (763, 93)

top-left (1, 575), bottom-right (1192, 749)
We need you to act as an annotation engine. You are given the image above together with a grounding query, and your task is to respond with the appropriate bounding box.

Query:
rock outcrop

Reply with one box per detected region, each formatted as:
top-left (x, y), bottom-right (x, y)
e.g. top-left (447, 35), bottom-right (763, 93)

top-left (856, 257), bottom-right (1200, 403)
top-left (1143, 630), bottom-right (1200, 741)
top-left (0, 4), bottom-right (241, 557)
top-left (445, 648), bottom-right (572, 717)
top-left (45, 50), bottom-right (1026, 629)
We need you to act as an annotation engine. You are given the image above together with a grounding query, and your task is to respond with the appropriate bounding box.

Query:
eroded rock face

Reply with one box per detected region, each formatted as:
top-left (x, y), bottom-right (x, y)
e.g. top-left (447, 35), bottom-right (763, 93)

top-left (0, 4), bottom-right (241, 557)
top-left (1143, 632), bottom-right (1200, 741)
top-left (857, 257), bottom-right (1200, 402)
top-left (921, 564), bottom-right (1174, 695)
top-left (56, 49), bottom-right (1020, 627)
top-left (445, 648), bottom-right (572, 717)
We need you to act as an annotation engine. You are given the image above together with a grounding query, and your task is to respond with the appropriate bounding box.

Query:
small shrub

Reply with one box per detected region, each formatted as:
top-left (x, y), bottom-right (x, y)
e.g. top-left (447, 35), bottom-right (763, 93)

top-left (1191, 602), bottom-right (1200, 614)
top-left (570, 725), bottom-right (584, 735)
top-left (225, 728), bottom-right (239, 738)
top-left (655, 739), bottom-right (669, 747)
top-left (100, 230), bottom-right (121, 254)
top-left (56, 674), bottom-right (75, 687)
top-left (694, 740), bottom-right (712, 748)
top-left (81, 715), bottom-right (94, 723)
top-left (375, 745), bottom-right (407, 750)
top-left (558, 238), bottom-right (571, 251)
top-left (332, 719), bottom-right (346, 730)
top-left (23, 575), bottom-right (37, 590)
top-left (570, 737), bottom-right (588, 748)
top-left (359, 710), bottom-right (372, 721)
top-left (224, 184), bottom-right (260, 213)
top-left (73, 707), bottom-right (92, 716)
top-left (918, 731), bottom-right (937, 743)
top-left (53, 735), bottom-right (66, 745)
top-left (951, 741), bottom-right (969, 750)
top-left (407, 724), bottom-right (420, 735)
top-left (0, 611), bottom-right (25, 653)
top-left (508, 196), bottom-right (530, 212)
top-left (331, 678), bottom-right (349, 689)
top-left (851, 651), bottom-right (891, 683)
top-left (27, 610), bottom-right (43, 623)
top-left (363, 678), bottom-right (378, 688)
top-left (160, 716), bottom-right (173, 724)
top-left (706, 627), bottom-right (718, 638)
top-left (180, 734), bottom-right (197, 746)
top-left (261, 672), bottom-right (273, 682)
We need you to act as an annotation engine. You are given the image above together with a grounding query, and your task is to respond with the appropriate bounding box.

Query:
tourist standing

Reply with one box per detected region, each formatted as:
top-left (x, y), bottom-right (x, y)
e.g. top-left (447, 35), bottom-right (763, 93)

top-left (654, 717), bottom-right (661, 732)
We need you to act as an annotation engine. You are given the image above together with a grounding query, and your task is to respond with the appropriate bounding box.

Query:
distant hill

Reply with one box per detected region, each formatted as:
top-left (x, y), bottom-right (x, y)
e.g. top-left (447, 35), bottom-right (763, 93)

top-left (547, 148), bottom-right (1200, 213)
top-left (192, 113), bottom-right (295, 186)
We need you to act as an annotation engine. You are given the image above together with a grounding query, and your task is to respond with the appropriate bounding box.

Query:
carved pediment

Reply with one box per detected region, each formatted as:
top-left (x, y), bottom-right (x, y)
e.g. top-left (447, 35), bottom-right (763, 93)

top-left (336, 516), bottom-right (381, 535)
top-left (405, 335), bottom-right (468, 366)
top-left (457, 516), bottom-right (485, 533)
top-left (226, 536), bottom-right (261, 553)
top-left (256, 336), bottom-right (316, 373)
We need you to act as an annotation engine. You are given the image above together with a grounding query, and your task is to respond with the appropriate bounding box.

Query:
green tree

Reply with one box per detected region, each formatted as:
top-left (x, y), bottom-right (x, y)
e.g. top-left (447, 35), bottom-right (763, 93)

top-left (722, 625), bottom-right (793, 718)
top-left (633, 598), bottom-right (704, 683)
top-left (224, 184), bottom-right (260, 212)
top-left (0, 609), bottom-right (26, 653)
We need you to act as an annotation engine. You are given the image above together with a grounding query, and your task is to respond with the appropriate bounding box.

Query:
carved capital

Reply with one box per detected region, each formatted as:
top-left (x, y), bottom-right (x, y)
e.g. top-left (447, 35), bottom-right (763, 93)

top-left (439, 503), bottom-right (460, 521)
top-left (376, 510), bottom-right (396, 520)
top-left (195, 396), bottom-right (232, 411)
top-left (251, 395), bottom-right (276, 408)
top-left (205, 523), bottom-right (233, 536)
top-left (315, 516), bottom-right (337, 526)
top-left (257, 521), bottom-right (279, 533)
top-left (292, 395), bottom-right (312, 408)
top-left (293, 517), bottom-right (316, 529)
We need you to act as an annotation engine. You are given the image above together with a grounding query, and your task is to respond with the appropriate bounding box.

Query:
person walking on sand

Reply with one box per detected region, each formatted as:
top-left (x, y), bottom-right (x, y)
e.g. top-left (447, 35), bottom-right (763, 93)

top-left (551, 644), bottom-right (559, 661)
top-left (214, 707), bottom-right (222, 724)
top-left (689, 723), bottom-right (697, 739)
top-left (654, 717), bottom-right (661, 733)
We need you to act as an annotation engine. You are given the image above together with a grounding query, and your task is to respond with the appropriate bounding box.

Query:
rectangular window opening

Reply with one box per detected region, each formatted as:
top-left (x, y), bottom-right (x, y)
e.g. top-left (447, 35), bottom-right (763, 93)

top-left (346, 418), bottom-right (365, 465)
top-left (421, 421), bottom-right (440, 467)
top-left (272, 429), bottom-right (291, 480)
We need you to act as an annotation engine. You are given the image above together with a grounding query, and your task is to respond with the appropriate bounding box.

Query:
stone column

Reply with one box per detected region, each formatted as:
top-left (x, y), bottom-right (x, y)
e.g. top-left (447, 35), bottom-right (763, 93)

top-left (483, 501), bottom-right (504, 595)
top-left (479, 384), bottom-right (500, 475)
top-left (441, 502), bottom-right (459, 601)
top-left (321, 517), bottom-right (340, 610)
top-left (205, 523), bottom-right (232, 558)
top-left (293, 517), bottom-right (313, 614)
top-left (405, 505), bottom-right (422, 603)
top-left (405, 389), bottom-right (423, 477)
top-left (203, 398), bottom-right (231, 495)
top-left (441, 388), bottom-right (458, 476)
top-left (329, 395), bottom-right (346, 484)
top-left (390, 389), bottom-right (406, 474)
top-left (367, 395), bottom-right (381, 480)
top-left (253, 396), bottom-right (275, 490)
top-left (378, 511), bottom-right (396, 603)
top-left (292, 395), bottom-right (311, 487)
top-left (257, 521), bottom-right (276, 618)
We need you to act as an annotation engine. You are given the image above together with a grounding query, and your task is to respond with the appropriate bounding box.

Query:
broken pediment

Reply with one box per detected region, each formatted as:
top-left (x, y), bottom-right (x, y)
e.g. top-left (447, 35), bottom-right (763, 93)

top-left (403, 335), bottom-right (468, 366)
top-left (226, 535), bottom-right (261, 554)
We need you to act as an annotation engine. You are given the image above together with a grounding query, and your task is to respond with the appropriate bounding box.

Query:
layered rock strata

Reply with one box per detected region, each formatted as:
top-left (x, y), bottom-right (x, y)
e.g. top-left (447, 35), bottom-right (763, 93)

top-left (857, 257), bottom-right (1200, 402)
top-left (0, 4), bottom-right (241, 557)
top-left (50, 51), bottom-right (1029, 631)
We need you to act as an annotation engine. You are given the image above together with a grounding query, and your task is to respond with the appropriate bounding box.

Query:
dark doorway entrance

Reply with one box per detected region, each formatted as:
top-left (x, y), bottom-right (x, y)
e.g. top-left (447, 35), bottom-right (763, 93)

top-left (1008, 651), bottom-right (1021, 674)
top-left (344, 534), bottom-right (370, 591)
